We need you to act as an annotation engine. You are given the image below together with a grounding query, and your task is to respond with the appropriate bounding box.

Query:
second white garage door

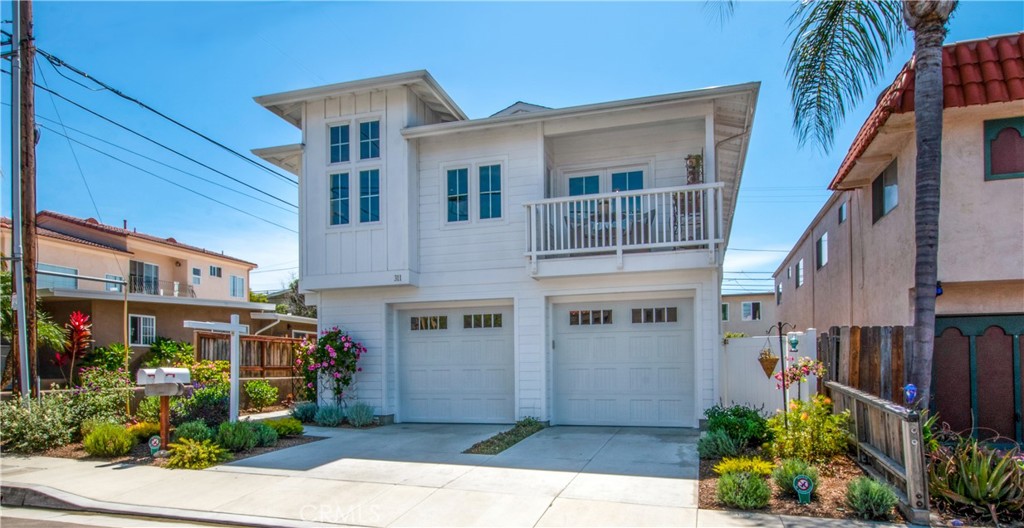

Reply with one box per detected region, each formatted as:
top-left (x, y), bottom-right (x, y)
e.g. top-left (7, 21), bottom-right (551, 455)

top-left (399, 306), bottom-right (514, 423)
top-left (553, 298), bottom-right (695, 427)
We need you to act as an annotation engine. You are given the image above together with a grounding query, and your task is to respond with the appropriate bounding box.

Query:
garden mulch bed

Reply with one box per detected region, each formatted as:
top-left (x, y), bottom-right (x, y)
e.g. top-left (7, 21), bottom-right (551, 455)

top-left (41, 435), bottom-right (322, 468)
top-left (698, 454), bottom-right (907, 523)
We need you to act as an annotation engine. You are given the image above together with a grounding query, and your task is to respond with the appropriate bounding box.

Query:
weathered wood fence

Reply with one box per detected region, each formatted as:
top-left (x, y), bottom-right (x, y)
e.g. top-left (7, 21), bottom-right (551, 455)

top-left (825, 381), bottom-right (930, 525)
top-left (194, 332), bottom-right (301, 378)
top-left (817, 326), bottom-right (912, 405)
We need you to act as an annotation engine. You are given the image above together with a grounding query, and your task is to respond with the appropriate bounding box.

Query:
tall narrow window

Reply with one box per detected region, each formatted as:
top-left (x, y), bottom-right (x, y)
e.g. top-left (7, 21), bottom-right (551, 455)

top-left (816, 232), bottom-right (829, 269)
top-left (330, 172), bottom-right (350, 225)
top-left (796, 259), bottom-right (804, 288)
top-left (838, 202), bottom-right (848, 224)
top-left (230, 276), bottom-right (245, 298)
top-left (329, 124), bottom-right (350, 163)
top-left (479, 164), bottom-right (502, 219)
top-left (447, 168), bottom-right (469, 222)
top-left (872, 161), bottom-right (898, 222)
top-left (721, 303), bottom-right (729, 322)
top-left (776, 282), bottom-right (782, 305)
top-left (191, 267), bottom-right (201, 285)
top-left (359, 121), bottom-right (380, 160)
top-left (359, 169), bottom-right (380, 222)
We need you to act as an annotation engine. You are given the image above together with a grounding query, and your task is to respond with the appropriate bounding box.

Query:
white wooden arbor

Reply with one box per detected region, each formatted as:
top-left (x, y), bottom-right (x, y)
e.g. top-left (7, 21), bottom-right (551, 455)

top-left (183, 314), bottom-right (247, 422)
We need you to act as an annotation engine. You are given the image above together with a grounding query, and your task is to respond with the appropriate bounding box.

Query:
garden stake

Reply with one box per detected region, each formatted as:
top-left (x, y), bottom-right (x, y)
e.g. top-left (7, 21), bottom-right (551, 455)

top-left (767, 321), bottom-right (796, 430)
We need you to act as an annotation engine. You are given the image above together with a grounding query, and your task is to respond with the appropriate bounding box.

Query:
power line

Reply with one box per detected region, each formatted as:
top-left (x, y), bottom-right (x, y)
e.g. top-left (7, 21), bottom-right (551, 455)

top-left (251, 265), bottom-right (300, 274)
top-left (35, 47), bottom-right (297, 186)
top-left (35, 121), bottom-right (297, 234)
top-left (727, 248), bottom-right (790, 253)
top-left (0, 68), bottom-right (298, 210)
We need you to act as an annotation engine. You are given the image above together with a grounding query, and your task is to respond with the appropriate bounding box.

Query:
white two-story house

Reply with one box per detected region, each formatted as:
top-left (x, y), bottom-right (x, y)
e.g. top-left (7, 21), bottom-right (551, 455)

top-left (254, 71), bottom-right (758, 427)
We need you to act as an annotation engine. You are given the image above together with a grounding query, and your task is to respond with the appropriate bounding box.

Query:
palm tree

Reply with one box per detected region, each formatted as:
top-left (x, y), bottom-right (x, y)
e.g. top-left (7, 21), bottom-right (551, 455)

top-left (785, 0), bottom-right (956, 409)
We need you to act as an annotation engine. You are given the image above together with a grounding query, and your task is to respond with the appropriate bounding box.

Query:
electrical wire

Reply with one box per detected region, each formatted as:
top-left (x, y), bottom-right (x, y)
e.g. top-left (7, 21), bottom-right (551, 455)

top-left (35, 121), bottom-right (298, 234)
top-left (35, 48), bottom-right (297, 186)
top-left (1, 67), bottom-right (298, 210)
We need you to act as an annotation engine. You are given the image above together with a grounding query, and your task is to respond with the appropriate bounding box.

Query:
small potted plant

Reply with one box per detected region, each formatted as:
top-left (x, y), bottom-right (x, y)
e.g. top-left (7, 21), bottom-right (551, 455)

top-left (758, 346), bottom-right (779, 378)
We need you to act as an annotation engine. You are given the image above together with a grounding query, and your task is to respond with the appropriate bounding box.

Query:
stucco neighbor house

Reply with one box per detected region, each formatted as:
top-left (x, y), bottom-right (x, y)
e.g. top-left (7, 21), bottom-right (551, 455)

top-left (0, 212), bottom-right (311, 379)
top-left (771, 33), bottom-right (1024, 441)
top-left (254, 71), bottom-right (758, 427)
top-left (721, 292), bottom-right (776, 337)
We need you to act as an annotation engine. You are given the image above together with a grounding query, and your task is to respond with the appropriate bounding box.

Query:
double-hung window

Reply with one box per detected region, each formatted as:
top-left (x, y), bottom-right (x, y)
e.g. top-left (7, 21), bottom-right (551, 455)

top-left (129, 314), bottom-right (156, 346)
top-left (38, 263), bottom-right (78, 290)
top-left (447, 168), bottom-right (469, 222)
top-left (229, 275), bottom-right (245, 298)
top-left (479, 164), bottom-right (502, 220)
top-left (360, 121), bottom-right (380, 160)
top-left (359, 169), bottom-right (380, 223)
top-left (191, 267), bottom-right (201, 285)
top-left (329, 124), bottom-right (350, 163)
top-left (330, 172), bottom-right (350, 225)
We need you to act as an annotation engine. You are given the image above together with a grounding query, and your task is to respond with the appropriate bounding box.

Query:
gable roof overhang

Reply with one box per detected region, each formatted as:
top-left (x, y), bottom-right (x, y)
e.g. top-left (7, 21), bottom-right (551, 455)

top-left (254, 70), bottom-right (468, 128)
top-left (252, 144), bottom-right (302, 177)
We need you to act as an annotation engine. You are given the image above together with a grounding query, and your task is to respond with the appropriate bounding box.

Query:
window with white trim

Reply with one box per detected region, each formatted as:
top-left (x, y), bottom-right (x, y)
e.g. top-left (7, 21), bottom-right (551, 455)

top-left (872, 161), bottom-right (898, 222)
top-left (38, 263), bottom-right (78, 290)
top-left (721, 303), bottom-right (729, 321)
top-left (463, 313), bottom-right (503, 328)
top-left (191, 267), bottom-right (201, 285)
top-left (229, 276), bottom-right (245, 298)
top-left (838, 202), bottom-right (848, 223)
top-left (359, 169), bottom-right (380, 223)
top-left (106, 274), bottom-right (124, 293)
top-left (796, 259), bottom-right (805, 288)
top-left (209, 266), bottom-right (222, 278)
top-left (359, 121), bottom-right (380, 160)
top-left (447, 168), bottom-right (469, 223)
top-left (410, 315), bottom-right (447, 331)
top-left (569, 309), bottom-right (612, 326)
top-left (632, 307), bottom-right (677, 324)
top-left (129, 314), bottom-right (156, 346)
top-left (741, 301), bottom-right (762, 321)
top-left (479, 164), bottom-right (502, 219)
top-left (816, 232), bottom-right (829, 269)
top-left (329, 124), bottom-right (350, 164)
top-left (330, 172), bottom-right (350, 225)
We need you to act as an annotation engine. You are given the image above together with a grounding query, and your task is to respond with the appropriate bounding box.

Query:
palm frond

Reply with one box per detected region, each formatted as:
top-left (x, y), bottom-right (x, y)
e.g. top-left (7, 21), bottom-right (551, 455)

top-left (786, 0), bottom-right (905, 152)
top-left (703, 0), bottom-right (735, 26)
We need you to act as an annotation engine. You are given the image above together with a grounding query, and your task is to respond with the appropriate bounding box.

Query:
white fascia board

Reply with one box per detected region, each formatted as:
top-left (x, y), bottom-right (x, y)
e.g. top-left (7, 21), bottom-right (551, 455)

top-left (402, 82), bottom-right (761, 139)
top-left (40, 288), bottom-right (275, 311)
top-left (252, 144), bottom-right (303, 176)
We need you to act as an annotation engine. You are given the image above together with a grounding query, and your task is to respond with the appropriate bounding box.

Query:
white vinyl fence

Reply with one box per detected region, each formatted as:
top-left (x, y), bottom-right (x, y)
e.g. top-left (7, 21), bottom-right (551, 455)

top-left (720, 329), bottom-right (817, 413)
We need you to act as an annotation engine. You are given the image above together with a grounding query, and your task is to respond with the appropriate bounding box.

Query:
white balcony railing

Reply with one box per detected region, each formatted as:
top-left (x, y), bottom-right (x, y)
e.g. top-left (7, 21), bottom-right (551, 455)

top-left (524, 183), bottom-right (724, 268)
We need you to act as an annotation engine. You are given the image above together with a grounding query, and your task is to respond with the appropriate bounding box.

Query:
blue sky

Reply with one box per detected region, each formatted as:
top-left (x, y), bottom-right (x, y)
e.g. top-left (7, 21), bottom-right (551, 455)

top-left (2, 1), bottom-right (1020, 293)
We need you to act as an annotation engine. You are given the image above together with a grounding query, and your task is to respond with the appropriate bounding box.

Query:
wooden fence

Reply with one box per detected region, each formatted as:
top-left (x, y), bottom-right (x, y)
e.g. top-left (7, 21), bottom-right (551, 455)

top-left (825, 381), bottom-right (930, 525)
top-left (817, 326), bottom-right (912, 406)
top-left (195, 332), bottom-right (301, 378)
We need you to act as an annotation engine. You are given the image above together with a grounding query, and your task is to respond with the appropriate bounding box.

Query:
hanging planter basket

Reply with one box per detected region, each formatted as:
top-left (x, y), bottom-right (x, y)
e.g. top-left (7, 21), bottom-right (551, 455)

top-left (758, 356), bottom-right (779, 378)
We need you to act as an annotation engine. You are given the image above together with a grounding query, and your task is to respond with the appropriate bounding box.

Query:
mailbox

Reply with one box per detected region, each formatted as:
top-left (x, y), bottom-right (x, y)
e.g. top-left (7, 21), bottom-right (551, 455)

top-left (137, 367), bottom-right (190, 397)
top-left (155, 367), bottom-right (190, 384)
top-left (137, 368), bottom-right (158, 385)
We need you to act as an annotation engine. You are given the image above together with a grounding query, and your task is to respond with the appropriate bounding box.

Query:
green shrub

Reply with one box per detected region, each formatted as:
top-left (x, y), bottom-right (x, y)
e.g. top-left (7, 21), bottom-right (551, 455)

top-left (291, 401), bottom-right (318, 423)
top-left (767, 395), bottom-right (849, 463)
top-left (173, 420), bottom-right (213, 443)
top-left (143, 337), bottom-right (195, 367)
top-left (929, 439), bottom-right (1024, 524)
top-left (250, 421), bottom-right (279, 447)
top-left (714, 456), bottom-right (773, 477)
top-left (81, 416), bottom-right (120, 438)
top-left (244, 380), bottom-right (279, 412)
top-left (83, 423), bottom-right (135, 457)
top-left (70, 367), bottom-right (133, 428)
top-left (0, 393), bottom-right (78, 452)
top-left (84, 342), bottom-right (130, 372)
top-left (136, 396), bottom-right (162, 423)
top-left (698, 429), bottom-right (740, 459)
top-left (716, 472), bottom-right (771, 510)
top-left (126, 422), bottom-right (161, 442)
top-left (264, 417), bottom-right (303, 437)
top-left (314, 405), bottom-right (345, 427)
top-left (187, 360), bottom-right (230, 386)
top-left (173, 384), bottom-right (228, 427)
top-left (346, 402), bottom-right (375, 427)
top-left (166, 438), bottom-right (232, 469)
top-left (216, 421), bottom-right (258, 452)
top-left (772, 458), bottom-right (820, 498)
top-left (705, 404), bottom-right (769, 448)
top-left (846, 476), bottom-right (899, 521)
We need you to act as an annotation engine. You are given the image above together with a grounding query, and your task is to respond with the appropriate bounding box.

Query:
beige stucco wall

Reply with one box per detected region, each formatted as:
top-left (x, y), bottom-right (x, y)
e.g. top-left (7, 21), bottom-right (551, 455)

top-left (721, 292), bottom-right (777, 336)
top-left (776, 102), bottom-right (1024, 329)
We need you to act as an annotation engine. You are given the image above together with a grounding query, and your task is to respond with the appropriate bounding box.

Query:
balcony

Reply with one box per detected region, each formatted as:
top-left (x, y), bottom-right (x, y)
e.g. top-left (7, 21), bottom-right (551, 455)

top-left (524, 183), bottom-right (724, 277)
top-left (128, 276), bottom-right (196, 298)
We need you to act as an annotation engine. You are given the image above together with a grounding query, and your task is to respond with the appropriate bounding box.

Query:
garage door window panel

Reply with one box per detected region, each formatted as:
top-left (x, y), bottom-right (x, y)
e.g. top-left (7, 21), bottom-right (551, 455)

top-left (632, 307), bottom-right (678, 323)
top-left (569, 309), bottom-right (613, 326)
top-left (410, 315), bottom-right (448, 331)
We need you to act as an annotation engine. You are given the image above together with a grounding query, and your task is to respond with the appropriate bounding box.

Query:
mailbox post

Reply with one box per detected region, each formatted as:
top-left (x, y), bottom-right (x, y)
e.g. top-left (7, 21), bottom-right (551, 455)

top-left (183, 314), bottom-right (248, 422)
top-left (137, 367), bottom-right (190, 448)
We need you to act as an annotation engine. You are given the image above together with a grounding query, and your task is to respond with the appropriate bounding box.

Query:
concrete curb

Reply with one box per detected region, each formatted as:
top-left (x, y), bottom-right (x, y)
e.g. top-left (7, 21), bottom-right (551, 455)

top-left (0, 483), bottom-right (354, 527)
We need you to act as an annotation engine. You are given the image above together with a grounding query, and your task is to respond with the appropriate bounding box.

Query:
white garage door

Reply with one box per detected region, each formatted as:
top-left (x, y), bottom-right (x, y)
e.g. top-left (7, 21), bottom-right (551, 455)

top-left (554, 298), bottom-right (695, 427)
top-left (399, 306), bottom-right (514, 423)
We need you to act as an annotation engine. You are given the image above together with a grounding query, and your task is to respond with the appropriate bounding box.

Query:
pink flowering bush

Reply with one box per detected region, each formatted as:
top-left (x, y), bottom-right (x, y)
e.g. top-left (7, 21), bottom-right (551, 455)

top-left (773, 356), bottom-right (826, 391)
top-left (294, 327), bottom-right (366, 402)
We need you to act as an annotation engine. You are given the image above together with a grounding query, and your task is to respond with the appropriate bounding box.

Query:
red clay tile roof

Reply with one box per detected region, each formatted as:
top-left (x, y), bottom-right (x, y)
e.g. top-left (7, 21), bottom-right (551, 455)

top-left (1, 217), bottom-right (130, 254)
top-left (830, 32), bottom-right (1024, 189)
top-left (35, 211), bottom-right (259, 268)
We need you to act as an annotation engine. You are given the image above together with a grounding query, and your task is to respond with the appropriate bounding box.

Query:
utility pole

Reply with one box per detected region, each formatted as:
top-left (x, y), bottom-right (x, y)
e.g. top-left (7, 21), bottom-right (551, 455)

top-left (18, 0), bottom-right (38, 396)
top-left (9, 0), bottom-right (30, 399)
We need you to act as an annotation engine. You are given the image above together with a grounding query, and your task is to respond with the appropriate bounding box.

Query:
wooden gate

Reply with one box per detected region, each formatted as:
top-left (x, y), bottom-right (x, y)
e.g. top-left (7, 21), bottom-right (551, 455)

top-left (194, 332), bottom-right (300, 378)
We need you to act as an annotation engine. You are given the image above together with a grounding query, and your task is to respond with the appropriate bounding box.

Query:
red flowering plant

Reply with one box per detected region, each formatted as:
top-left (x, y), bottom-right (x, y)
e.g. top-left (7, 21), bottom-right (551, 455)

top-left (53, 311), bottom-right (92, 386)
top-left (774, 356), bottom-right (827, 398)
top-left (294, 327), bottom-right (366, 403)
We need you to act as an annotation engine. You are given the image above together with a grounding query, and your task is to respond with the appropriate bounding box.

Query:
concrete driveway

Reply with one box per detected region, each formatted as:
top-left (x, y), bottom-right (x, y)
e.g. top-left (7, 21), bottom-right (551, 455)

top-left (203, 423), bottom-right (700, 526)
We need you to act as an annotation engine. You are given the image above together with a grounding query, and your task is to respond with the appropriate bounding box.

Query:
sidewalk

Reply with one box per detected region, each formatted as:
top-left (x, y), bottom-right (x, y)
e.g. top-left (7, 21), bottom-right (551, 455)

top-left (0, 454), bottom-right (905, 528)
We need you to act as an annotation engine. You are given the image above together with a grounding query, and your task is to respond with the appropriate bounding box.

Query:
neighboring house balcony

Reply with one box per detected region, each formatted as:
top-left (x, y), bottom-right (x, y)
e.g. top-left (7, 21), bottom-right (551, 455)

top-left (128, 275), bottom-right (196, 298)
top-left (524, 182), bottom-right (723, 277)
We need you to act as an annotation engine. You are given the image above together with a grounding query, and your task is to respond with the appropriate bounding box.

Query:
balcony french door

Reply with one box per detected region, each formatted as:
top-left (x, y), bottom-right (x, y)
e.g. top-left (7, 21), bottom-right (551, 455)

top-left (129, 260), bottom-right (159, 295)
